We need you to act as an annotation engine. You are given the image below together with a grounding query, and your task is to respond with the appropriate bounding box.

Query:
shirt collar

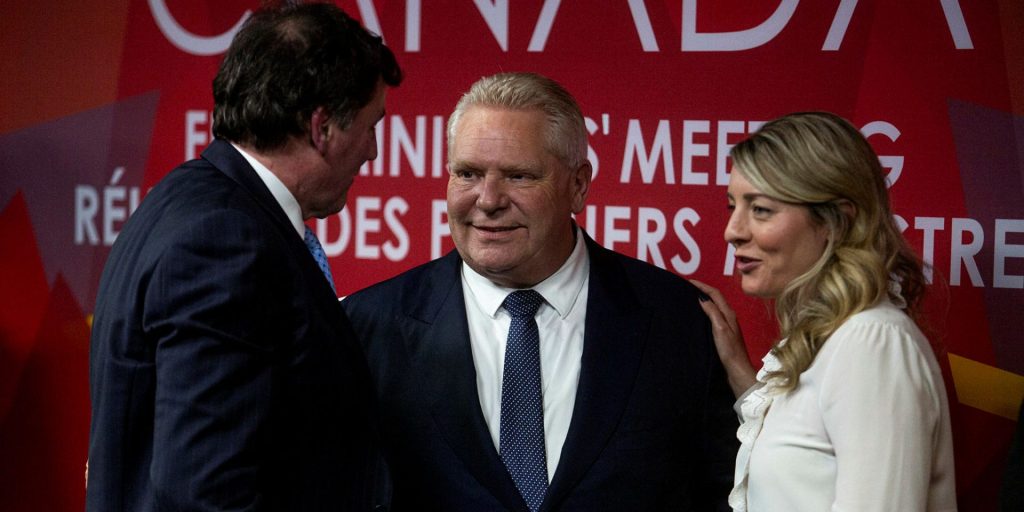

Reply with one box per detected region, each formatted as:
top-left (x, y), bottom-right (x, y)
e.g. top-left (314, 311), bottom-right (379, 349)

top-left (462, 225), bottom-right (590, 319)
top-left (232, 143), bottom-right (305, 239)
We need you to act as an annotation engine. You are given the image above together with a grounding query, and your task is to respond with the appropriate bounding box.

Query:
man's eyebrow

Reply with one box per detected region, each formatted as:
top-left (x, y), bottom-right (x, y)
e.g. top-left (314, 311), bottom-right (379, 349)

top-left (499, 163), bottom-right (538, 174)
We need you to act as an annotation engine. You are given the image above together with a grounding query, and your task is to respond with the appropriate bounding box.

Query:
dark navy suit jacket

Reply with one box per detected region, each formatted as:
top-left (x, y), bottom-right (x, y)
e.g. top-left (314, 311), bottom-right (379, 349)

top-left (343, 234), bottom-right (739, 511)
top-left (87, 139), bottom-right (377, 511)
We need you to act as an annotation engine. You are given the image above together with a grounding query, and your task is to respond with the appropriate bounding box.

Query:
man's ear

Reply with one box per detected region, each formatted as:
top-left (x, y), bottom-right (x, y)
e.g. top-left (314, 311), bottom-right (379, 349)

top-left (570, 161), bottom-right (593, 214)
top-left (310, 107), bottom-right (331, 153)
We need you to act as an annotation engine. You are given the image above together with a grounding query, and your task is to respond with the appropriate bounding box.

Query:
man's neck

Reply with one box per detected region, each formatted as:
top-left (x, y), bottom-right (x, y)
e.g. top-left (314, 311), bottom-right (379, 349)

top-left (234, 138), bottom-right (317, 216)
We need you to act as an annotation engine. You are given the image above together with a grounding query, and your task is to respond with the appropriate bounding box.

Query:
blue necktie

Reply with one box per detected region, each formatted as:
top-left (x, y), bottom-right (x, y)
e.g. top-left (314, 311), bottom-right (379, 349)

top-left (303, 226), bottom-right (336, 295)
top-left (499, 289), bottom-right (548, 512)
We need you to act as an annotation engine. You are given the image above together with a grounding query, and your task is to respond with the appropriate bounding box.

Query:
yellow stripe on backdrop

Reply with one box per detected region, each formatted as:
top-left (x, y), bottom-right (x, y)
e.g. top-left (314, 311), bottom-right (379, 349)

top-left (949, 353), bottom-right (1024, 420)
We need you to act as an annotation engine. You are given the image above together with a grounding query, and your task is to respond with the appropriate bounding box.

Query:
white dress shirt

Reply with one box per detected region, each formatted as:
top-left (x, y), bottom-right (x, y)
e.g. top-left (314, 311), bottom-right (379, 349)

top-left (233, 143), bottom-right (304, 239)
top-left (461, 227), bottom-right (589, 481)
top-left (732, 299), bottom-right (957, 512)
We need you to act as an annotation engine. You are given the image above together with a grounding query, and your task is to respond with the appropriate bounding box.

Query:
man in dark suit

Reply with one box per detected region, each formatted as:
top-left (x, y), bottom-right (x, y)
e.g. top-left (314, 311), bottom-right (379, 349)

top-left (343, 72), bottom-right (738, 511)
top-left (86, 4), bottom-right (401, 511)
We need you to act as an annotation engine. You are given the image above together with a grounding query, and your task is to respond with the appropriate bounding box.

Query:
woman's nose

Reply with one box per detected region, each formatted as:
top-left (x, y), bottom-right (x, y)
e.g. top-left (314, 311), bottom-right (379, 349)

top-left (724, 208), bottom-right (747, 247)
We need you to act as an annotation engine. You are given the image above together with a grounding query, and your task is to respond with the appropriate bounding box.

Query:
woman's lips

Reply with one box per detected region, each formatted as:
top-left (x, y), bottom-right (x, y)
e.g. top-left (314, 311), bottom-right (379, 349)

top-left (735, 255), bottom-right (761, 273)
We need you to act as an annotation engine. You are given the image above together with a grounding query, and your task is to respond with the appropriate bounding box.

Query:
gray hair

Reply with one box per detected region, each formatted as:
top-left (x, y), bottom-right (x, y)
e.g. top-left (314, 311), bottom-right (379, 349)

top-left (446, 72), bottom-right (587, 169)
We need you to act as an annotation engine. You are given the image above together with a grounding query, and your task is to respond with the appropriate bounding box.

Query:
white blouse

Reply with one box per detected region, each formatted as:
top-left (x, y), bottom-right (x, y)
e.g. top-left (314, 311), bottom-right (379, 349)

top-left (731, 299), bottom-right (957, 512)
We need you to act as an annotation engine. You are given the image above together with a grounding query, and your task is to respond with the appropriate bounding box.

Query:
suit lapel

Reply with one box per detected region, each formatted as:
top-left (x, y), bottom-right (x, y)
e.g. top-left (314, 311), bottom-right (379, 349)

top-left (400, 252), bottom-right (529, 512)
top-left (544, 235), bottom-right (651, 511)
top-left (201, 139), bottom-right (338, 302)
top-left (201, 139), bottom-right (297, 238)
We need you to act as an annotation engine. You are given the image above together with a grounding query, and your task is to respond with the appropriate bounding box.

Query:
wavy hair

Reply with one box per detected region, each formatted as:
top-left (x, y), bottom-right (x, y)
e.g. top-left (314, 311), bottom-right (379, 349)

top-left (212, 2), bottom-right (402, 151)
top-left (446, 72), bottom-right (587, 170)
top-left (730, 112), bottom-right (926, 392)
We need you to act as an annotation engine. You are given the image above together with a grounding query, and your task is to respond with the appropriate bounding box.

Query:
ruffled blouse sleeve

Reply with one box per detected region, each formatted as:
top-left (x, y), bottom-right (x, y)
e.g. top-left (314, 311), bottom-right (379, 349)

top-left (728, 351), bottom-right (782, 512)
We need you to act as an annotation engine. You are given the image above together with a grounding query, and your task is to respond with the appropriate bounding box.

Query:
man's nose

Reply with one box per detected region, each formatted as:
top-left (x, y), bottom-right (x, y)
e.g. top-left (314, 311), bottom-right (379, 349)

top-left (366, 131), bottom-right (379, 161)
top-left (476, 174), bottom-right (509, 212)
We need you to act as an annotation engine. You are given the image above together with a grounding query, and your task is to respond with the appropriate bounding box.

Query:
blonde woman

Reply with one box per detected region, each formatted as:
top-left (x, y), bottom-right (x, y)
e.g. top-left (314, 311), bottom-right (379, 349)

top-left (695, 112), bottom-right (957, 511)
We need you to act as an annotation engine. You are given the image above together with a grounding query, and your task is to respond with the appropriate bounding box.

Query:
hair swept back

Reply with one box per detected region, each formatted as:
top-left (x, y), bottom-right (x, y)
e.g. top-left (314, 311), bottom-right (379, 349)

top-left (212, 1), bottom-right (401, 151)
top-left (446, 72), bottom-right (587, 170)
top-left (730, 111), bottom-right (927, 392)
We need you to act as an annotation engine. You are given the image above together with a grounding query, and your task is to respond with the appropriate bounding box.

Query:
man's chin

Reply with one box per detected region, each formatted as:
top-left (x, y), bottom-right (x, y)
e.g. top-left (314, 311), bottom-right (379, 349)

top-left (309, 195), bottom-right (348, 219)
top-left (463, 253), bottom-right (512, 272)
top-left (463, 255), bottom-right (513, 277)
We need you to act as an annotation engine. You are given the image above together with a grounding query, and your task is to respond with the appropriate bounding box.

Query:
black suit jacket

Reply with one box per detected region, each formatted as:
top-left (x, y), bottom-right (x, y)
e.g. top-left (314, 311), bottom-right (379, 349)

top-left (343, 234), bottom-right (738, 511)
top-left (87, 139), bottom-right (377, 511)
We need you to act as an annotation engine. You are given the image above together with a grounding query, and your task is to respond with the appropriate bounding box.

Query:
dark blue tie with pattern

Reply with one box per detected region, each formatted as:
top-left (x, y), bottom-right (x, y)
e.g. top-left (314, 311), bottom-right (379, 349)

top-left (304, 226), bottom-right (336, 295)
top-left (499, 289), bottom-right (548, 512)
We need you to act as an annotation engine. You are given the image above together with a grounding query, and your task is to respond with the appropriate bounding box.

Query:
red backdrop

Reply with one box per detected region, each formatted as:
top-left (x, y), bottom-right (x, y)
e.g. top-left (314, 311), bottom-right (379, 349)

top-left (2, 0), bottom-right (1022, 509)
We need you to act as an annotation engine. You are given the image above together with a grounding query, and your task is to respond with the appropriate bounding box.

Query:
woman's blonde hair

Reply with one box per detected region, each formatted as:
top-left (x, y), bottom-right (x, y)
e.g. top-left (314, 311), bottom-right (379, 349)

top-left (730, 112), bottom-right (926, 391)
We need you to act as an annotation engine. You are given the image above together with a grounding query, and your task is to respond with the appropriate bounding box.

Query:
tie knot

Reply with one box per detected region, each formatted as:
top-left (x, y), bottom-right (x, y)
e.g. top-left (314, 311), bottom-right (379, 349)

top-left (503, 289), bottom-right (544, 318)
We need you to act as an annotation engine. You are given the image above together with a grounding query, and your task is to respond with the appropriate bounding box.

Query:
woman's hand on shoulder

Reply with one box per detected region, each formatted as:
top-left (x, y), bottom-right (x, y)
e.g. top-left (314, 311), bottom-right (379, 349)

top-left (692, 279), bottom-right (758, 398)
